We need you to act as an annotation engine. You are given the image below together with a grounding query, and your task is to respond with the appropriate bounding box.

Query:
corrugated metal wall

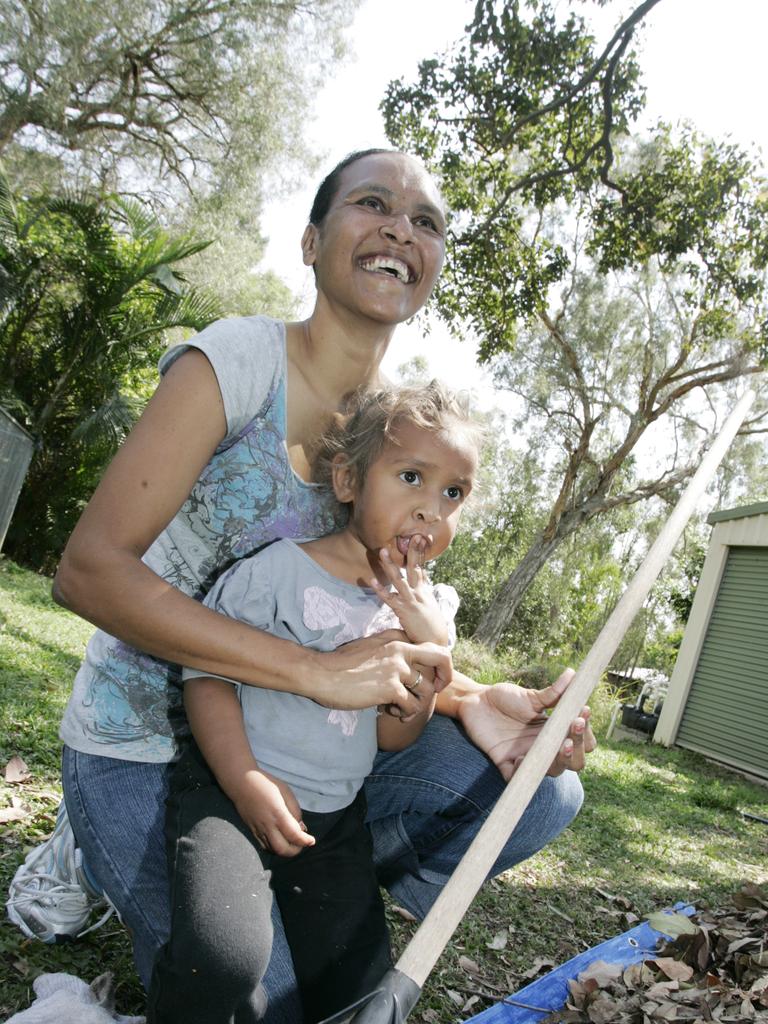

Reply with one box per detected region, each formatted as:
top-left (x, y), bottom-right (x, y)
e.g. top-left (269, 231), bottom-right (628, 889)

top-left (0, 407), bottom-right (34, 552)
top-left (676, 546), bottom-right (768, 779)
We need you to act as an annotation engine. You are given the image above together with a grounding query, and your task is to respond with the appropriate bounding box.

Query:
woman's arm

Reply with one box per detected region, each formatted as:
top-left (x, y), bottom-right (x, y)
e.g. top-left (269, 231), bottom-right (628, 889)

top-left (54, 350), bottom-right (448, 714)
top-left (377, 682), bottom-right (437, 751)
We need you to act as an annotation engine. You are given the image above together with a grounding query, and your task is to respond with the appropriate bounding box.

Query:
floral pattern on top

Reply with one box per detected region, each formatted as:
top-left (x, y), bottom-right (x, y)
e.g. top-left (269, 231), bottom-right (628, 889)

top-left (59, 317), bottom-right (348, 763)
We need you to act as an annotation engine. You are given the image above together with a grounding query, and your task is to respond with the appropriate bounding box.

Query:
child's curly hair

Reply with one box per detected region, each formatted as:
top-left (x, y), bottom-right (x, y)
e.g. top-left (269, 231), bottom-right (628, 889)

top-left (312, 379), bottom-right (483, 494)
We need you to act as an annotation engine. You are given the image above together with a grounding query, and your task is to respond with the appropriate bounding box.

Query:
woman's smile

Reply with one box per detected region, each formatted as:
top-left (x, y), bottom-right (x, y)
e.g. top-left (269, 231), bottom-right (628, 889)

top-left (358, 254), bottom-right (415, 284)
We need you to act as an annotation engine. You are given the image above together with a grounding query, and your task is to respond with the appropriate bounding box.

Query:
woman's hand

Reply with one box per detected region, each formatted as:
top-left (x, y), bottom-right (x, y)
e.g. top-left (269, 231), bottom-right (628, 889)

top-left (231, 769), bottom-right (316, 858)
top-left (311, 629), bottom-right (452, 717)
top-left (454, 670), bottom-right (597, 780)
top-left (377, 666), bottom-right (438, 751)
top-left (369, 540), bottom-right (450, 646)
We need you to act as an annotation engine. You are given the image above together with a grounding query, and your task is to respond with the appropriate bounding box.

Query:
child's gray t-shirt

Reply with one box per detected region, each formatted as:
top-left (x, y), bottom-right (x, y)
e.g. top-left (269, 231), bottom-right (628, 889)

top-left (183, 539), bottom-right (459, 813)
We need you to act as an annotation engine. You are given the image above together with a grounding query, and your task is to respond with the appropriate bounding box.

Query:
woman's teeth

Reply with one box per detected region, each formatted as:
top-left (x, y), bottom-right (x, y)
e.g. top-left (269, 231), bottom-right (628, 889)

top-left (360, 256), bottom-right (411, 283)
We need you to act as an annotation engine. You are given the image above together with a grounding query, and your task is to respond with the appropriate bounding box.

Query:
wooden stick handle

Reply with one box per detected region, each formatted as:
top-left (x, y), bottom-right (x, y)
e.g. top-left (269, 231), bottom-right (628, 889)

top-left (396, 390), bottom-right (754, 987)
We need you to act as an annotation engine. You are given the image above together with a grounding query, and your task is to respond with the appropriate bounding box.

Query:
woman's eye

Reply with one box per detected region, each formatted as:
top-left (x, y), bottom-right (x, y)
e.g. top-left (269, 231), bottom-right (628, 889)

top-left (444, 485), bottom-right (463, 501)
top-left (399, 470), bottom-right (421, 486)
top-left (358, 196), bottom-right (384, 211)
top-left (415, 215), bottom-right (440, 233)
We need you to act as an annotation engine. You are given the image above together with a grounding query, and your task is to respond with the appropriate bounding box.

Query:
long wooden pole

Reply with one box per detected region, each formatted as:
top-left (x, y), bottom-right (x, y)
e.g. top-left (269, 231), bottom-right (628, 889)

top-left (396, 390), bottom-right (754, 987)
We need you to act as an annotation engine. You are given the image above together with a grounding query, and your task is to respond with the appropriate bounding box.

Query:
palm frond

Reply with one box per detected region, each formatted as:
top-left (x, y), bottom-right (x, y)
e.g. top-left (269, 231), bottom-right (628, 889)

top-left (0, 163), bottom-right (19, 241)
top-left (112, 196), bottom-right (160, 241)
top-left (70, 389), bottom-right (143, 446)
top-left (112, 288), bottom-right (223, 345)
top-left (152, 288), bottom-right (223, 332)
top-left (0, 386), bottom-right (32, 427)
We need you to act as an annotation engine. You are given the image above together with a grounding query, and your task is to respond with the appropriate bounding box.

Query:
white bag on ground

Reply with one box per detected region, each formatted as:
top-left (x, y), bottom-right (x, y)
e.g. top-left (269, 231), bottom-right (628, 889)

top-left (5, 972), bottom-right (145, 1024)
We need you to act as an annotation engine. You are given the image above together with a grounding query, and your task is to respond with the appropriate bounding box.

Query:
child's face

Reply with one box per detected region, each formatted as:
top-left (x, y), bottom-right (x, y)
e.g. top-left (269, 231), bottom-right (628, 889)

top-left (336, 419), bottom-right (478, 568)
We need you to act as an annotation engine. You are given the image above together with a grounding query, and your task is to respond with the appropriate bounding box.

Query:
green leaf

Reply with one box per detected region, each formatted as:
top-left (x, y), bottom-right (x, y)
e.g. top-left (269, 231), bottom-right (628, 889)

top-left (645, 911), bottom-right (698, 937)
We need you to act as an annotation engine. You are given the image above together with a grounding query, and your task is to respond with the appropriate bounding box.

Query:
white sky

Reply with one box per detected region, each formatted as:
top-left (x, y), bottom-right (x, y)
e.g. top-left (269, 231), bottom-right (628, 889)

top-left (260, 0), bottom-right (768, 403)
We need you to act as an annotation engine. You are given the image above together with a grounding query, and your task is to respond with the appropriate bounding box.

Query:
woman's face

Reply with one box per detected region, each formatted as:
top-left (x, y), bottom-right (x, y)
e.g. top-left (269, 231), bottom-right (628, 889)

top-left (302, 153), bottom-right (446, 326)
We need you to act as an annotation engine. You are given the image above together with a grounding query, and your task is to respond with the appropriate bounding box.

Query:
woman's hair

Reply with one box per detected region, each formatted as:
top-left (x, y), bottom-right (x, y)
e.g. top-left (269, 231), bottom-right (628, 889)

top-left (308, 148), bottom-right (402, 225)
top-left (313, 380), bottom-right (483, 494)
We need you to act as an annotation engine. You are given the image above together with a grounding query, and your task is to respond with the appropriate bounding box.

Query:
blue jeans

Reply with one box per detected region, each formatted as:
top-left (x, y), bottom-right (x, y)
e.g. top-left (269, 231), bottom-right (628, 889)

top-left (63, 716), bottom-right (583, 1023)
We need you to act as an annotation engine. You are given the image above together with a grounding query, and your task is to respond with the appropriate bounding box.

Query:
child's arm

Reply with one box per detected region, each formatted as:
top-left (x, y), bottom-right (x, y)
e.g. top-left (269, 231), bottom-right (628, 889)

top-left (372, 538), bottom-right (458, 749)
top-left (184, 676), bottom-right (315, 856)
top-left (369, 538), bottom-right (452, 647)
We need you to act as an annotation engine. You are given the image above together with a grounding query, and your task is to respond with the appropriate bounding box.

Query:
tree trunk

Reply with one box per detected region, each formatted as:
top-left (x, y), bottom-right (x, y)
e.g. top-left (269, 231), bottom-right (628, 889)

top-left (473, 530), bottom-right (566, 649)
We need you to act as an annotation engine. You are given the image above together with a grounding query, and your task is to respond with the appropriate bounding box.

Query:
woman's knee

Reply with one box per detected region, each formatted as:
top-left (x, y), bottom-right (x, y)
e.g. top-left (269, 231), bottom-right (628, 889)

top-left (493, 770), bottom-right (584, 875)
top-left (62, 747), bottom-right (171, 984)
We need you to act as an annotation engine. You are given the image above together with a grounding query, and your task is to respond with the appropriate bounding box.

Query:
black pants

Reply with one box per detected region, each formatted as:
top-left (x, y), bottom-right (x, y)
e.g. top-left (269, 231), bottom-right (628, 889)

top-left (147, 743), bottom-right (392, 1024)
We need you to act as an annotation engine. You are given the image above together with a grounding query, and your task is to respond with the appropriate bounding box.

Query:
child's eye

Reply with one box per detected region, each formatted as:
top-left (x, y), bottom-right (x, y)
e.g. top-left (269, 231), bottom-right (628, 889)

top-left (399, 470), bottom-right (421, 486)
top-left (444, 485), bottom-right (464, 501)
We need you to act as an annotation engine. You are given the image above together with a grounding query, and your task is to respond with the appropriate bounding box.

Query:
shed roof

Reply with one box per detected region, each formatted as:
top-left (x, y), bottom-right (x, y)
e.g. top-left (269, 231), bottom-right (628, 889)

top-left (0, 406), bottom-right (33, 440)
top-left (707, 500), bottom-right (768, 525)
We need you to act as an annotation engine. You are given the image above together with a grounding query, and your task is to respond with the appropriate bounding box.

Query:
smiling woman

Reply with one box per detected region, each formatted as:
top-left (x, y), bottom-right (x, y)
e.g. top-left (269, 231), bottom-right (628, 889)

top-left (10, 148), bottom-right (594, 1024)
top-left (300, 149), bottom-right (446, 328)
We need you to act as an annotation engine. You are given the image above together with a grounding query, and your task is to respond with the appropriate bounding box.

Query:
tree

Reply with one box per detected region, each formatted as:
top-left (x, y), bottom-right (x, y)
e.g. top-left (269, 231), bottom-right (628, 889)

top-left (430, 434), bottom-right (552, 649)
top-left (382, 0), bottom-right (661, 347)
top-left (0, 0), bottom-right (353, 198)
top-left (471, 247), bottom-right (765, 647)
top-left (0, 168), bottom-right (222, 570)
top-left (0, 0), bottom-right (356, 320)
top-left (383, 0), bottom-right (768, 649)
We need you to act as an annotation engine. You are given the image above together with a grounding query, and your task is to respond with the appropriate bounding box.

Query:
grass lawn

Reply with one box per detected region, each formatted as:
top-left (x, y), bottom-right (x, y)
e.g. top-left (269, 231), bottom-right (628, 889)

top-left (1, 555), bottom-right (766, 1021)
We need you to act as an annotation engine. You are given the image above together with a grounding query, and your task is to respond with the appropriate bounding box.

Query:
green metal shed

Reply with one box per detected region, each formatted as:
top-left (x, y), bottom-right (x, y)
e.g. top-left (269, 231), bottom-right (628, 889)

top-left (654, 501), bottom-right (768, 781)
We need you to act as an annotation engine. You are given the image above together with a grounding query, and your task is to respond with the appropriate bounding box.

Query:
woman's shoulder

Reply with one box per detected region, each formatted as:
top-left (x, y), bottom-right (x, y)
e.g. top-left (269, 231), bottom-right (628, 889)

top-left (159, 314), bottom-right (285, 374)
top-left (159, 315), bottom-right (287, 440)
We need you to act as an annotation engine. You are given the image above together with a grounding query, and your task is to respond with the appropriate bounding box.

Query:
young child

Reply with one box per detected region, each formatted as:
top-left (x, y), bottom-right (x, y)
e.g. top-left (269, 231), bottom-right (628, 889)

top-left (147, 381), bottom-right (481, 1024)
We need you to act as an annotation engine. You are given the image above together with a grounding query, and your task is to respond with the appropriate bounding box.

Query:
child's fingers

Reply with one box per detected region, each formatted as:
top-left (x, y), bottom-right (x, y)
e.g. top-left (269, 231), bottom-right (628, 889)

top-left (378, 547), bottom-right (405, 590)
top-left (405, 536), bottom-right (428, 587)
top-left (369, 575), bottom-right (395, 604)
top-left (258, 814), bottom-right (316, 857)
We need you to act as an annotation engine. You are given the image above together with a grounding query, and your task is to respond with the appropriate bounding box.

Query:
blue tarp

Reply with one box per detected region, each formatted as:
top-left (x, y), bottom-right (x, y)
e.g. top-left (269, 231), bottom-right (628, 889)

top-left (465, 904), bottom-right (695, 1023)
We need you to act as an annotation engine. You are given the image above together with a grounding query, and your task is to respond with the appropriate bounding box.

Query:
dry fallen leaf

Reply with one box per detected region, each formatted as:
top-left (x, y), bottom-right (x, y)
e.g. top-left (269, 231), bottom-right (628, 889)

top-left (487, 929), bottom-right (509, 950)
top-left (578, 960), bottom-right (623, 987)
top-left (0, 795), bottom-right (29, 822)
top-left (13, 958), bottom-right (30, 977)
top-left (586, 994), bottom-right (621, 1024)
top-left (653, 956), bottom-right (695, 982)
top-left (4, 755), bottom-right (31, 784)
top-left (391, 905), bottom-right (417, 922)
top-left (458, 955), bottom-right (482, 976)
top-left (547, 902), bottom-right (576, 924)
top-left (646, 911), bottom-right (699, 937)
top-left (644, 979), bottom-right (679, 1000)
top-left (523, 957), bottom-right (557, 979)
